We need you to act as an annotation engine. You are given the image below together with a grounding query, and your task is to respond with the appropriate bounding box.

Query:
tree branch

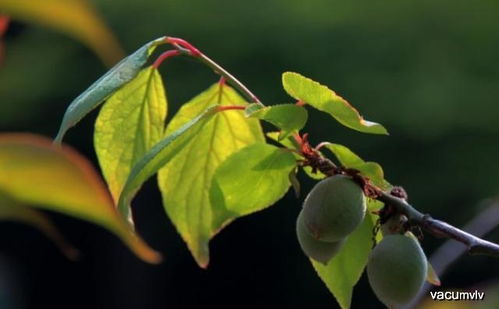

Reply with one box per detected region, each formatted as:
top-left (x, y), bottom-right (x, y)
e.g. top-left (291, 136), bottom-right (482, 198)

top-left (378, 193), bottom-right (499, 257)
top-left (305, 144), bottom-right (499, 258)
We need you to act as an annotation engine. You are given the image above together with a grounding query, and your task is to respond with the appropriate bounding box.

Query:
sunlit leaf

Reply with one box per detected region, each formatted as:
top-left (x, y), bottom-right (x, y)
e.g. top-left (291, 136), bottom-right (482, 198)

top-left (322, 143), bottom-right (389, 189)
top-left (158, 83), bottom-right (264, 268)
top-left (54, 36), bottom-right (166, 144)
top-left (0, 0), bottom-right (123, 65)
top-left (282, 72), bottom-right (388, 135)
top-left (117, 106), bottom-right (218, 221)
top-left (95, 66), bottom-right (167, 202)
top-left (311, 214), bottom-right (374, 309)
top-left (210, 143), bottom-right (296, 229)
top-left (0, 190), bottom-right (78, 259)
top-left (0, 133), bottom-right (161, 263)
top-left (246, 103), bottom-right (307, 139)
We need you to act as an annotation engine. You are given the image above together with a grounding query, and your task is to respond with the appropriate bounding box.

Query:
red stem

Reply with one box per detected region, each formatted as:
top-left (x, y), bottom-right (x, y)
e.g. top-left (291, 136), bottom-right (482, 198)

top-left (0, 16), bottom-right (9, 36)
top-left (296, 100), bottom-right (306, 107)
top-left (166, 37), bottom-right (201, 56)
top-left (152, 50), bottom-right (181, 68)
top-left (216, 105), bottom-right (246, 112)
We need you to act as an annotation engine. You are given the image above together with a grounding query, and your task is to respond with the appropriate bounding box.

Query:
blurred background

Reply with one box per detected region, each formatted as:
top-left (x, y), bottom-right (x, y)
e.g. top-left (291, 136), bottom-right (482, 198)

top-left (0, 0), bottom-right (498, 308)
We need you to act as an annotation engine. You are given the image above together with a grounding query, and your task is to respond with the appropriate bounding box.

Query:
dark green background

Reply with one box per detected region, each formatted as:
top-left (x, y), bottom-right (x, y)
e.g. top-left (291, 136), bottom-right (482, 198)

top-left (0, 1), bottom-right (498, 308)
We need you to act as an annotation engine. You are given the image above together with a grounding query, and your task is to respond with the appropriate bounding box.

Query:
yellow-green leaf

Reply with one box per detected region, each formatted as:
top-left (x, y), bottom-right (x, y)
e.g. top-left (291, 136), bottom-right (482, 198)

top-left (0, 0), bottom-right (123, 65)
top-left (0, 190), bottom-right (78, 259)
top-left (0, 133), bottom-right (161, 263)
top-left (95, 66), bottom-right (167, 202)
top-left (323, 143), bottom-right (389, 189)
top-left (282, 72), bottom-right (388, 135)
top-left (311, 213), bottom-right (374, 309)
top-left (158, 83), bottom-right (264, 268)
top-left (210, 143), bottom-right (296, 229)
top-left (54, 36), bottom-right (166, 144)
top-left (245, 103), bottom-right (308, 139)
top-left (117, 106), bottom-right (218, 220)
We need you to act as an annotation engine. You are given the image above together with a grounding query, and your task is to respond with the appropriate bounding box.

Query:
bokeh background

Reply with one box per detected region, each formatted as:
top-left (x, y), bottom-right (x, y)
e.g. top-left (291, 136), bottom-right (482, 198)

top-left (0, 1), bottom-right (498, 308)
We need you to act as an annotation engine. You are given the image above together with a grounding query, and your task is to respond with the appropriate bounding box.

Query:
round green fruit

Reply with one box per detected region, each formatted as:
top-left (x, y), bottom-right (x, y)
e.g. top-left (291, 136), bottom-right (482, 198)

top-left (296, 210), bottom-right (345, 264)
top-left (367, 234), bottom-right (428, 307)
top-left (302, 175), bottom-right (366, 242)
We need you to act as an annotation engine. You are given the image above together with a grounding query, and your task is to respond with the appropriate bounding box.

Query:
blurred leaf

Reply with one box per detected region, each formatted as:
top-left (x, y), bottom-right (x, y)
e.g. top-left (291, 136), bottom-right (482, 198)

top-left (323, 143), bottom-right (389, 189)
top-left (54, 36), bottom-right (166, 144)
top-left (311, 213), bottom-right (374, 309)
top-left (94, 66), bottom-right (167, 202)
top-left (0, 133), bottom-right (161, 263)
top-left (289, 168), bottom-right (301, 197)
top-left (282, 72), bottom-right (388, 135)
top-left (158, 83), bottom-right (264, 268)
top-left (246, 103), bottom-right (308, 139)
top-left (0, 0), bottom-right (123, 65)
top-left (117, 106), bottom-right (218, 220)
top-left (210, 143), bottom-right (296, 229)
top-left (0, 190), bottom-right (78, 259)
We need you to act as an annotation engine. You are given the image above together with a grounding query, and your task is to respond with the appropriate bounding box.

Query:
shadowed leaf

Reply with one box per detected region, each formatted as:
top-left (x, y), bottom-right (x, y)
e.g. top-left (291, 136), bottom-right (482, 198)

top-left (0, 191), bottom-right (78, 259)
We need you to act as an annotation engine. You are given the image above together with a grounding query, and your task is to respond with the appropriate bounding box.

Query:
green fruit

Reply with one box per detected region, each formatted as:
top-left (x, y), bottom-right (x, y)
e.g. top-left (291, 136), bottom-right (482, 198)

top-left (302, 175), bottom-right (366, 242)
top-left (296, 210), bottom-right (345, 264)
top-left (367, 234), bottom-right (428, 307)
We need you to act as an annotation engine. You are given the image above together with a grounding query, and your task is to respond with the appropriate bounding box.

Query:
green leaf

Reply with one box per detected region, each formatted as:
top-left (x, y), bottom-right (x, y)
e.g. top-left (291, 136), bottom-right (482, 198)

top-left (117, 106), bottom-right (218, 220)
top-left (210, 143), bottom-right (296, 229)
top-left (54, 36), bottom-right (166, 144)
top-left (157, 83), bottom-right (264, 268)
top-left (311, 213), bottom-right (374, 309)
top-left (266, 131), bottom-right (326, 180)
top-left (0, 133), bottom-right (161, 263)
top-left (94, 66), bottom-right (167, 202)
top-left (322, 143), bottom-right (389, 189)
top-left (0, 0), bottom-right (124, 65)
top-left (0, 190), bottom-right (78, 259)
top-left (266, 131), bottom-right (299, 150)
top-left (282, 72), bottom-right (388, 135)
top-left (246, 103), bottom-right (308, 139)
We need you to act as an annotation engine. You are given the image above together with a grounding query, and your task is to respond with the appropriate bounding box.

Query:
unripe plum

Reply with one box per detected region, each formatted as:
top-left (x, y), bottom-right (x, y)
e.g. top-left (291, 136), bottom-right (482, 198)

top-left (296, 210), bottom-right (345, 264)
top-left (302, 175), bottom-right (366, 242)
top-left (367, 234), bottom-right (427, 307)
